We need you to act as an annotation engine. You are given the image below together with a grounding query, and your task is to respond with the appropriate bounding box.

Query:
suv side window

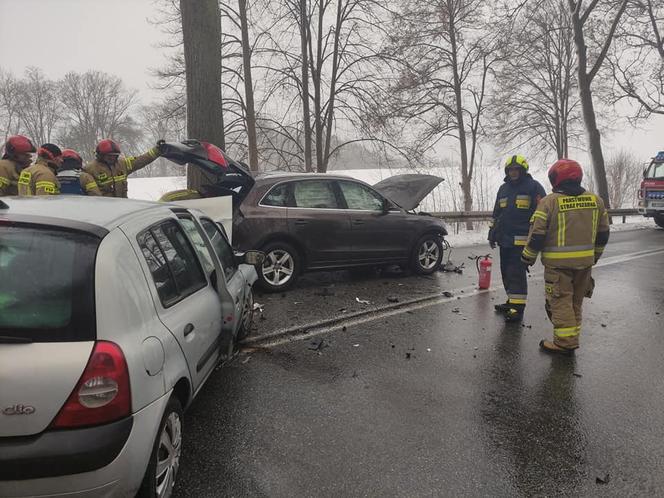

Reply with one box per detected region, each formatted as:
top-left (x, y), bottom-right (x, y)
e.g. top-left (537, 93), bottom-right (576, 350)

top-left (262, 182), bottom-right (292, 207)
top-left (200, 218), bottom-right (237, 280)
top-left (293, 180), bottom-right (340, 209)
top-left (338, 181), bottom-right (384, 211)
top-left (138, 220), bottom-right (207, 307)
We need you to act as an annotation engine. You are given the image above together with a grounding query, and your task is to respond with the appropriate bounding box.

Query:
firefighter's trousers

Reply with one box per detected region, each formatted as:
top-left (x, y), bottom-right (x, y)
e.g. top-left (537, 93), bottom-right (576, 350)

top-left (544, 267), bottom-right (594, 349)
top-left (500, 246), bottom-right (528, 312)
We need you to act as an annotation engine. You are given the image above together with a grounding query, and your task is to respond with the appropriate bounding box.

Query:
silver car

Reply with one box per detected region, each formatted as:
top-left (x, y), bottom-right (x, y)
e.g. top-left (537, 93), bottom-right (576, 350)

top-left (0, 196), bottom-right (260, 498)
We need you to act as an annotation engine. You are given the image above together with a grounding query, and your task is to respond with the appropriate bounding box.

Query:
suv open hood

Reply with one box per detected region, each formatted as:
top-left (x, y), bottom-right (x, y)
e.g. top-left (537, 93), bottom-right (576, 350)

top-left (373, 174), bottom-right (443, 211)
top-left (159, 140), bottom-right (255, 209)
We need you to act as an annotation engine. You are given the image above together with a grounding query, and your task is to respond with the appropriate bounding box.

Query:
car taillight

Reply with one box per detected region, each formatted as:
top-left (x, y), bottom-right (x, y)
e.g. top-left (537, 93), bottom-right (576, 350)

top-left (50, 341), bottom-right (131, 429)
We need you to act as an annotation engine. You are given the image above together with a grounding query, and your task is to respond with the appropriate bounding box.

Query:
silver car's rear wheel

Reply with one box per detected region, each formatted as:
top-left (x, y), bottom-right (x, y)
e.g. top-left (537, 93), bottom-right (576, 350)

top-left (138, 398), bottom-right (184, 498)
top-left (156, 412), bottom-right (182, 498)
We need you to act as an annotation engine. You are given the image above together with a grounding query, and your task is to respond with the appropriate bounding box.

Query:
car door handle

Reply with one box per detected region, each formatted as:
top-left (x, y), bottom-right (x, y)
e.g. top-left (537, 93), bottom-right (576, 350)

top-left (183, 323), bottom-right (195, 337)
top-left (294, 219), bottom-right (308, 225)
top-left (352, 219), bottom-right (364, 225)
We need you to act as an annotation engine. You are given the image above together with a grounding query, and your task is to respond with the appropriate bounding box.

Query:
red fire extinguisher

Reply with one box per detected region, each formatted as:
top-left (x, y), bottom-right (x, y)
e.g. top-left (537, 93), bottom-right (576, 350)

top-left (477, 254), bottom-right (492, 289)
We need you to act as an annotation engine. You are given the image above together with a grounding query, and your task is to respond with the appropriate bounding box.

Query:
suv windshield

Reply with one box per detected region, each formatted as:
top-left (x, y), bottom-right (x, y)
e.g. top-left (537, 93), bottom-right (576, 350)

top-left (0, 224), bottom-right (99, 342)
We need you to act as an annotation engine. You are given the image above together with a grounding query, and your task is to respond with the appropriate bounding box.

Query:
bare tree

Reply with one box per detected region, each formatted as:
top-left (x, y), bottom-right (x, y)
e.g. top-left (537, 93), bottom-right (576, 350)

top-left (492, 0), bottom-right (583, 161)
top-left (378, 0), bottom-right (500, 226)
top-left (606, 149), bottom-right (643, 207)
top-left (0, 69), bottom-right (23, 140)
top-left (58, 70), bottom-right (139, 159)
top-left (609, 0), bottom-right (664, 119)
top-left (238, 0), bottom-right (260, 171)
top-left (567, 0), bottom-right (629, 208)
top-left (180, 0), bottom-right (226, 189)
top-left (17, 67), bottom-right (61, 146)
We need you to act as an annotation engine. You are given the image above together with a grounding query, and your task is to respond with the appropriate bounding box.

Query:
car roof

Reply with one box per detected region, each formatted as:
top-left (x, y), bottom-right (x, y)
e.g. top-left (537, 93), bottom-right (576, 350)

top-left (254, 171), bottom-right (357, 184)
top-left (0, 196), bottom-right (176, 232)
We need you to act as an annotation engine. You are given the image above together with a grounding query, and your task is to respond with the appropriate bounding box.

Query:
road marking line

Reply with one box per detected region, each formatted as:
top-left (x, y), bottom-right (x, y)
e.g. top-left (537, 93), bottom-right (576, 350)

top-left (247, 247), bottom-right (664, 348)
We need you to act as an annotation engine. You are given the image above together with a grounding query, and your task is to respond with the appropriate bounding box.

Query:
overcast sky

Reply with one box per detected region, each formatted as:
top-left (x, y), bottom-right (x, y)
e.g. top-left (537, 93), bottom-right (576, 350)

top-left (1, 0), bottom-right (662, 164)
top-left (0, 0), bottom-right (168, 101)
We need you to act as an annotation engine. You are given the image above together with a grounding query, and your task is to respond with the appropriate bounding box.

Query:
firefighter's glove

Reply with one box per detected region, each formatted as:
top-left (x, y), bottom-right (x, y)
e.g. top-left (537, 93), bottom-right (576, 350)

top-left (488, 228), bottom-right (496, 249)
top-left (155, 139), bottom-right (166, 156)
top-left (521, 254), bottom-right (535, 267)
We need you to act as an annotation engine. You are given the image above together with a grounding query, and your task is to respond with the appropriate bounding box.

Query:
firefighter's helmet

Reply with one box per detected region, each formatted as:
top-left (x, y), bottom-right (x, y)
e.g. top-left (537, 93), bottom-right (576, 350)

top-left (504, 154), bottom-right (529, 172)
top-left (96, 139), bottom-right (121, 156)
top-left (3, 135), bottom-right (36, 157)
top-left (62, 149), bottom-right (83, 167)
top-left (548, 158), bottom-right (583, 189)
top-left (37, 143), bottom-right (63, 162)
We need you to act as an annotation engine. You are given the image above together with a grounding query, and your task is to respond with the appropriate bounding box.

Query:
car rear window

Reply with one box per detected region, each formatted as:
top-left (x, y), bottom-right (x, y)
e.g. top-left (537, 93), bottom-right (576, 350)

top-left (0, 224), bottom-right (98, 342)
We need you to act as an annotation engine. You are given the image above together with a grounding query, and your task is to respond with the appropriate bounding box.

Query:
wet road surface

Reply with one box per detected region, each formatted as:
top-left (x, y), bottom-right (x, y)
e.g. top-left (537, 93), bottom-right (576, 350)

top-left (175, 226), bottom-right (664, 497)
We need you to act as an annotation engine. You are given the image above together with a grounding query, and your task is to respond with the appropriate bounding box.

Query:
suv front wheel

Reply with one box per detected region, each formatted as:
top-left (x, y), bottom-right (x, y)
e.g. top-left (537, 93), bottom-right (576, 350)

top-left (410, 234), bottom-right (443, 274)
top-left (258, 241), bottom-right (300, 292)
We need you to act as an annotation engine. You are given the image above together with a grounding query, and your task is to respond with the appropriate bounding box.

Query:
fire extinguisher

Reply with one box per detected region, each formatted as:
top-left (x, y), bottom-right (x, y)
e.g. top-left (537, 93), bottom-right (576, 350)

top-left (477, 254), bottom-right (492, 289)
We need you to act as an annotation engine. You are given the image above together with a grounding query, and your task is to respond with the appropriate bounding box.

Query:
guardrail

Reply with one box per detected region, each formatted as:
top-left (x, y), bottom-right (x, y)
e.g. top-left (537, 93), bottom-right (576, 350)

top-left (431, 208), bottom-right (640, 233)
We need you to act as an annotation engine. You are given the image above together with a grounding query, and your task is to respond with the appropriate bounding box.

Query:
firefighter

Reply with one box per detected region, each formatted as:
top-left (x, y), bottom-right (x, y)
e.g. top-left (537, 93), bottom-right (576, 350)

top-left (84, 139), bottom-right (162, 198)
top-left (0, 135), bottom-right (36, 196)
top-left (17, 143), bottom-right (63, 196)
top-left (58, 149), bottom-right (102, 195)
top-left (521, 158), bottom-right (610, 355)
top-left (488, 155), bottom-right (546, 322)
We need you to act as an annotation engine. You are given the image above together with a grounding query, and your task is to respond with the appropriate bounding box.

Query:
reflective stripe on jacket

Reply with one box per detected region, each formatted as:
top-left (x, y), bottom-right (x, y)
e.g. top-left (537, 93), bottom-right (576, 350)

top-left (159, 189), bottom-right (203, 202)
top-left (0, 158), bottom-right (22, 196)
top-left (17, 158), bottom-right (60, 196)
top-left (523, 190), bottom-right (610, 268)
top-left (83, 147), bottom-right (159, 198)
top-left (490, 174), bottom-right (546, 247)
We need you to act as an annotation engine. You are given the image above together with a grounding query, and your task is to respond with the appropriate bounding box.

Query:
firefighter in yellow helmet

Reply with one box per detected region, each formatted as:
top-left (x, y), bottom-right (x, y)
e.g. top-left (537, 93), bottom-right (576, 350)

top-left (489, 155), bottom-right (546, 322)
top-left (521, 159), bottom-right (610, 355)
top-left (83, 139), bottom-right (162, 198)
top-left (0, 135), bottom-right (36, 196)
top-left (18, 143), bottom-right (63, 196)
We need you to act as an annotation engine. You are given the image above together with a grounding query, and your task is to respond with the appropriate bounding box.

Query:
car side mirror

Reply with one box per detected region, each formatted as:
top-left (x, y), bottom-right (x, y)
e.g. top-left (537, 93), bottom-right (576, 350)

top-left (235, 250), bottom-right (265, 266)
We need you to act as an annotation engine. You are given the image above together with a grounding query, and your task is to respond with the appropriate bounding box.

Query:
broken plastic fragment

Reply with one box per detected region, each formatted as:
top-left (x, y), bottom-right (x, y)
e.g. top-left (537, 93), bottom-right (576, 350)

top-left (355, 297), bottom-right (370, 305)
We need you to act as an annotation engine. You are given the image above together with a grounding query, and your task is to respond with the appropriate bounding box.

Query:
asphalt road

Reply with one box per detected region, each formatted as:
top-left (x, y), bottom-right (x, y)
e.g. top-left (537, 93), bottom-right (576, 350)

top-left (174, 225), bottom-right (664, 497)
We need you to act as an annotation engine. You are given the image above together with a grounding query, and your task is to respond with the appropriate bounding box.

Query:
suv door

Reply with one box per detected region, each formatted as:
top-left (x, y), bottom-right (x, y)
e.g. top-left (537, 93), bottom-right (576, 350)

top-left (287, 179), bottom-right (353, 267)
top-left (135, 219), bottom-right (223, 390)
top-left (337, 179), bottom-right (415, 264)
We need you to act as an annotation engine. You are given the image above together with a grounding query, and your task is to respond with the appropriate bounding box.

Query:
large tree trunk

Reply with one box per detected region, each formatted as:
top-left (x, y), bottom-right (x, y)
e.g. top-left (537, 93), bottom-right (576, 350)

top-left (449, 7), bottom-right (473, 229)
top-left (299, 0), bottom-right (313, 172)
top-left (181, 0), bottom-right (225, 190)
top-left (321, 0), bottom-right (343, 174)
top-left (239, 0), bottom-right (259, 172)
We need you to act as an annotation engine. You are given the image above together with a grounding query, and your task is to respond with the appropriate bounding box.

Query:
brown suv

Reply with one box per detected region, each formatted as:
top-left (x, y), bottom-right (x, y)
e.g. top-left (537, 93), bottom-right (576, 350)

top-left (160, 141), bottom-right (448, 291)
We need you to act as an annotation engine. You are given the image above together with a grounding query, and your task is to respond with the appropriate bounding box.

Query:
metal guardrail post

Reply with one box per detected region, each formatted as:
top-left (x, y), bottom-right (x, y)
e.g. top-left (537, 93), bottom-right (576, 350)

top-left (430, 208), bottom-right (639, 223)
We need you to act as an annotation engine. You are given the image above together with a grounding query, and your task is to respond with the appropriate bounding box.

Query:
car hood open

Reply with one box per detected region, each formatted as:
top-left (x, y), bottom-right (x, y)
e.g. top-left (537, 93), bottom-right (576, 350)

top-left (372, 174), bottom-right (444, 211)
top-left (159, 140), bottom-right (255, 209)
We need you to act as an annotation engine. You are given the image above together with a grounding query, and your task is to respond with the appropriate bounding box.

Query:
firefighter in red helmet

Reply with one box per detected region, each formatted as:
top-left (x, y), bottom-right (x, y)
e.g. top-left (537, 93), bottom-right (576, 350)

top-left (0, 135), bottom-right (36, 196)
top-left (83, 139), bottom-right (163, 198)
top-left (17, 143), bottom-right (63, 196)
top-left (521, 159), bottom-right (610, 355)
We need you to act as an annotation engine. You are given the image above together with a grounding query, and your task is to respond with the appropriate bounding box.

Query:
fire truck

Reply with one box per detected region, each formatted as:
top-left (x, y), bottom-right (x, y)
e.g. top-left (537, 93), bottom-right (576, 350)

top-left (638, 151), bottom-right (664, 228)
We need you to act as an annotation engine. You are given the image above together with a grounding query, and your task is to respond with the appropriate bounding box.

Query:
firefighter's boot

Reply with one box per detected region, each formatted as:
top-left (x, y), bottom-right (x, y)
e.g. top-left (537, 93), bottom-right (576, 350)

top-left (494, 302), bottom-right (510, 313)
top-left (503, 307), bottom-right (523, 323)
